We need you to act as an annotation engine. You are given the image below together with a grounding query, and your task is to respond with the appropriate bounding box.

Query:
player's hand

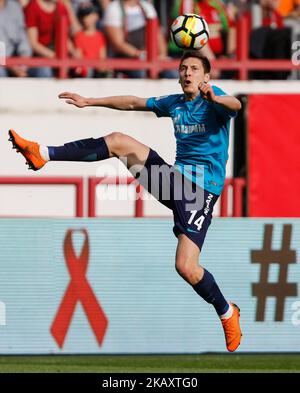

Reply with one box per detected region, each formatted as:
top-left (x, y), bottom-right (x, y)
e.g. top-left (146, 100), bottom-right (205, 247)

top-left (58, 92), bottom-right (88, 108)
top-left (199, 82), bottom-right (216, 103)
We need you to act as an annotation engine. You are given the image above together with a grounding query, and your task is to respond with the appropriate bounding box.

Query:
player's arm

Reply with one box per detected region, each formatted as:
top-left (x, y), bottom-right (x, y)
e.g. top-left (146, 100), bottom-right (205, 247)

top-left (58, 92), bottom-right (151, 111)
top-left (213, 95), bottom-right (241, 112)
top-left (199, 83), bottom-right (242, 112)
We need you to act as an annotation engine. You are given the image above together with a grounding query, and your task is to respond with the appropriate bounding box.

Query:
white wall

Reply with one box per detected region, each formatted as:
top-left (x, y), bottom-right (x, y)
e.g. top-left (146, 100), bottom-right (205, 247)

top-left (1, 79), bottom-right (299, 217)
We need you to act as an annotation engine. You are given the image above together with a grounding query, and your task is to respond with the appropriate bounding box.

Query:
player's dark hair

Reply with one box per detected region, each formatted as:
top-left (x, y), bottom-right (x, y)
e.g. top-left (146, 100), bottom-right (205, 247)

top-left (179, 51), bottom-right (211, 74)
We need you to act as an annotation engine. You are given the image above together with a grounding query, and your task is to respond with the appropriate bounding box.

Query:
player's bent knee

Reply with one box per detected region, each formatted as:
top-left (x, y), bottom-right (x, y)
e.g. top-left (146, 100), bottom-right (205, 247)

top-left (175, 258), bottom-right (194, 282)
top-left (106, 132), bottom-right (127, 155)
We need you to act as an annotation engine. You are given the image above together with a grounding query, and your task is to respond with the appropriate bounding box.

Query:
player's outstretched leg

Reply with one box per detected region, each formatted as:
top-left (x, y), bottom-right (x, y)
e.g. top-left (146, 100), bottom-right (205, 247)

top-left (8, 130), bottom-right (150, 172)
top-left (175, 234), bottom-right (242, 352)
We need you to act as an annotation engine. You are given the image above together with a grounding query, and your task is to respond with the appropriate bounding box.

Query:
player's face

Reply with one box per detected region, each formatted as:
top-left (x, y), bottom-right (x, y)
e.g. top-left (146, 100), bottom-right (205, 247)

top-left (179, 58), bottom-right (210, 100)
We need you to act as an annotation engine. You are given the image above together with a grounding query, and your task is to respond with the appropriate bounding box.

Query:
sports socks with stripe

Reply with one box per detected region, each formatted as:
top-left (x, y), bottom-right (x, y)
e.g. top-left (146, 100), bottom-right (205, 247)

top-left (193, 268), bottom-right (232, 318)
top-left (45, 137), bottom-right (109, 162)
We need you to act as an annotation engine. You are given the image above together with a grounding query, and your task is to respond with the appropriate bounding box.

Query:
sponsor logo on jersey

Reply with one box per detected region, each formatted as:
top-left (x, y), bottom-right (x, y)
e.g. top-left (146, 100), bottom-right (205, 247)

top-left (174, 124), bottom-right (206, 134)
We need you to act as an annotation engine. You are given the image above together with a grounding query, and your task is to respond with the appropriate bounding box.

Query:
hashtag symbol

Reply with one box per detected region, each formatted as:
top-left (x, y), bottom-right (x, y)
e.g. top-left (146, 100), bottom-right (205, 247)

top-left (251, 224), bottom-right (297, 321)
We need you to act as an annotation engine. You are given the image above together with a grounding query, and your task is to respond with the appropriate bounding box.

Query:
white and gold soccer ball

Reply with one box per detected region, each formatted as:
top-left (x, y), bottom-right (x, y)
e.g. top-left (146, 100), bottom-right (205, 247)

top-left (170, 14), bottom-right (209, 50)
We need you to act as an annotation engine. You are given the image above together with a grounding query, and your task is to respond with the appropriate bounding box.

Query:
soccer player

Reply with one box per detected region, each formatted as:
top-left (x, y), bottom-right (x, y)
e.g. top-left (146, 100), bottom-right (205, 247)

top-left (9, 50), bottom-right (242, 352)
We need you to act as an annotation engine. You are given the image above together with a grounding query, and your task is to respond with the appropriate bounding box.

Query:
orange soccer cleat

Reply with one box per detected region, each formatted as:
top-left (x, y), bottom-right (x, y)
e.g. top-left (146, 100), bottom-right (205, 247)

top-left (221, 303), bottom-right (242, 352)
top-left (8, 129), bottom-right (47, 171)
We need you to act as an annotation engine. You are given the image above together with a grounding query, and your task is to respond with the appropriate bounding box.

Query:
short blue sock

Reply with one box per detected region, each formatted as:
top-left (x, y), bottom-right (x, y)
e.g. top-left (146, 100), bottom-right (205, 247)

top-left (193, 269), bottom-right (229, 316)
top-left (48, 137), bottom-right (109, 162)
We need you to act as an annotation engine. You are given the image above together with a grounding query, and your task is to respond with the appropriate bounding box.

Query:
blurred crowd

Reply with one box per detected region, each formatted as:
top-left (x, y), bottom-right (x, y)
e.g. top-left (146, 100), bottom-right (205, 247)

top-left (0, 0), bottom-right (299, 79)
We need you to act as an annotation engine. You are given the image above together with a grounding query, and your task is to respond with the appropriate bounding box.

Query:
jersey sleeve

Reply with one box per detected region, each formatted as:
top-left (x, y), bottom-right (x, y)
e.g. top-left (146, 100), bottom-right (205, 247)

top-left (212, 85), bottom-right (237, 122)
top-left (103, 1), bottom-right (156, 28)
top-left (146, 95), bottom-right (173, 118)
top-left (24, 1), bottom-right (38, 28)
top-left (103, 2), bottom-right (122, 28)
top-left (141, 1), bottom-right (157, 19)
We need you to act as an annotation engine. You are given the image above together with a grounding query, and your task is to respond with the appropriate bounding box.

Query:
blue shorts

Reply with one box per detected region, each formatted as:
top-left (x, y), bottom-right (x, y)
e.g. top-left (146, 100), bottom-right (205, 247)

top-left (137, 149), bottom-right (219, 250)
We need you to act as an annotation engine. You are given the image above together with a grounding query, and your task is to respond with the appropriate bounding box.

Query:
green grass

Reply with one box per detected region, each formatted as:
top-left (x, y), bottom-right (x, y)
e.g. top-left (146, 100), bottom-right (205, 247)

top-left (0, 354), bottom-right (299, 373)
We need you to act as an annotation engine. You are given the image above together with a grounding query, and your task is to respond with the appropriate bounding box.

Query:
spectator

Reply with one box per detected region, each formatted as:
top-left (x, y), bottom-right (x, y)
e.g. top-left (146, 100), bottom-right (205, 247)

top-left (222, 1), bottom-right (249, 32)
top-left (24, 0), bottom-right (79, 77)
top-left (277, 0), bottom-right (300, 17)
top-left (61, 0), bottom-right (82, 33)
top-left (71, 0), bottom-right (110, 14)
top-left (73, 1), bottom-right (108, 77)
top-left (260, 0), bottom-right (283, 27)
top-left (249, 0), bottom-right (291, 79)
top-left (93, 0), bottom-right (112, 31)
top-left (0, 0), bottom-right (32, 77)
top-left (247, 0), bottom-right (283, 28)
top-left (223, 0), bottom-right (248, 15)
top-left (62, 0), bottom-right (111, 33)
top-left (69, 0), bottom-right (111, 31)
top-left (276, 0), bottom-right (300, 78)
top-left (103, 0), bottom-right (177, 78)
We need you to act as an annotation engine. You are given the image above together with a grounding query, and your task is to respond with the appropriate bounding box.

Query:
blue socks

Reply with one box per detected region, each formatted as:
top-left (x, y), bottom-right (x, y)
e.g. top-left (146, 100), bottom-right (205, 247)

top-left (48, 137), bottom-right (109, 162)
top-left (193, 269), bottom-right (229, 316)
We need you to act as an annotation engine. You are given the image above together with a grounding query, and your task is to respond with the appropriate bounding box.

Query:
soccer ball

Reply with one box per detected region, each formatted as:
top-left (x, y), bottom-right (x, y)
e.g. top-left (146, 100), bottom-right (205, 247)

top-left (170, 14), bottom-right (209, 50)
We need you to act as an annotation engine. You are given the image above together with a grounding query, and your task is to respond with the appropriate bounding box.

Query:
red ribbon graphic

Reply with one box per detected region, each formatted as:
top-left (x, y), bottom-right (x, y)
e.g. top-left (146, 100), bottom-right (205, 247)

top-left (51, 229), bottom-right (108, 348)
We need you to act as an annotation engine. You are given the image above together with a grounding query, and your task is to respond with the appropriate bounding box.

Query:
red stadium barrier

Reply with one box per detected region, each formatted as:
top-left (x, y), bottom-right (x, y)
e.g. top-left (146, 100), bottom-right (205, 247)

top-left (88, 177), bottom-right (143, 218)
top-left (0, 176), bottom-right (244, 218)
top-left (0, 177), bottom-right (84, 217)
top-left (4, 15), bottom-right (299, 80)
top-left (89, 176), bottom-right (245, 218)
top-left (247, 95), bottom-right (300, 217)
top-left (220, 178), bottom-right (246, 217)
top-left (55, 13), bottom-right (69, 79)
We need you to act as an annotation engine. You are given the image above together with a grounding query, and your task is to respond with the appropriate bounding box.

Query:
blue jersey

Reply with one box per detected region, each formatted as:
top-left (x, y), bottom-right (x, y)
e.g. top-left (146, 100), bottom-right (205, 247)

top-left (146, 86), bottom-right (237, 195)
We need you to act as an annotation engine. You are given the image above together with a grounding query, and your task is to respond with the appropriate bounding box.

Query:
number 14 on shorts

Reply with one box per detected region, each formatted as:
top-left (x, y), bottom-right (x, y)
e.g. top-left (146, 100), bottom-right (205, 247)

top-left (188, 210), bottom-right (205, 231)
